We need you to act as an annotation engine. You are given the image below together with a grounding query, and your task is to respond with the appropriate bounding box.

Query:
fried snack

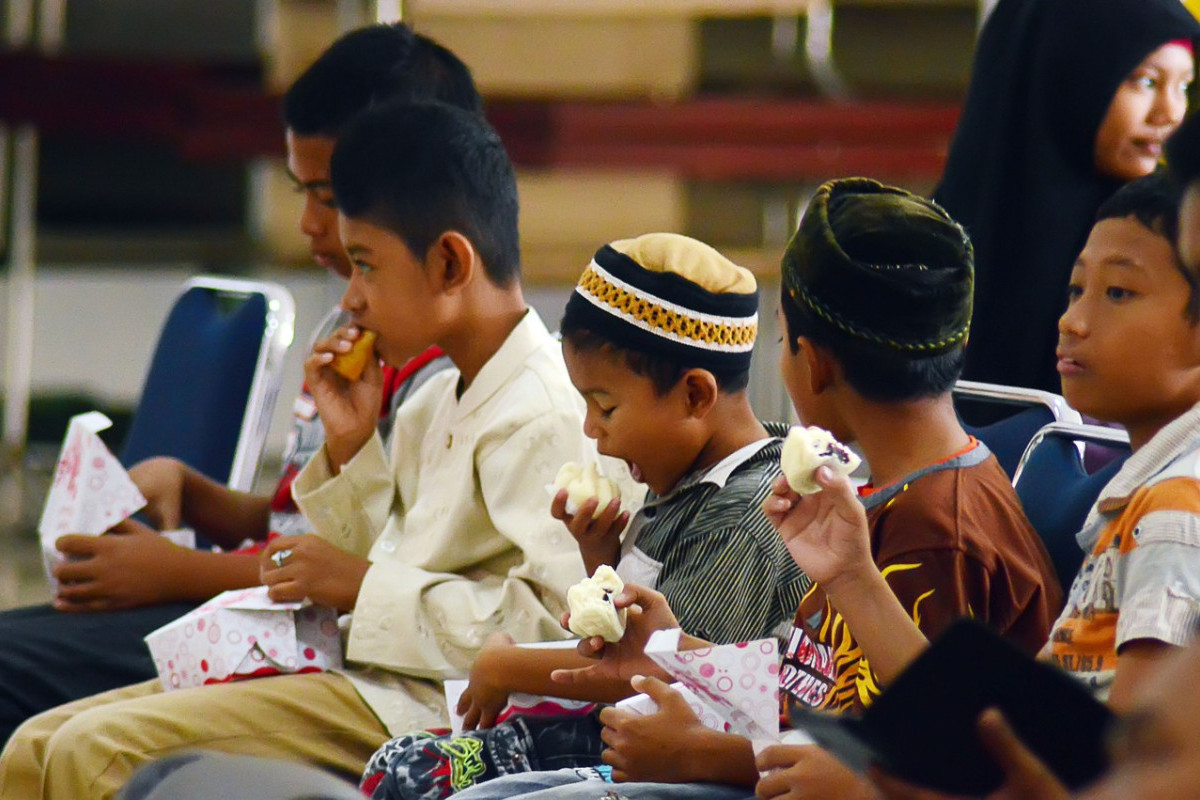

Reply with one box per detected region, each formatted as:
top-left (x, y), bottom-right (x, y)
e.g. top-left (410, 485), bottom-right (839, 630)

top-left (780, 425), bottom-right (861, 495)
top-left (567, 565), bottom-right (627, 643)
top-left (329, 330), bottom-right (378, 381)
top-left (552, 462), bottom-right (621, 519)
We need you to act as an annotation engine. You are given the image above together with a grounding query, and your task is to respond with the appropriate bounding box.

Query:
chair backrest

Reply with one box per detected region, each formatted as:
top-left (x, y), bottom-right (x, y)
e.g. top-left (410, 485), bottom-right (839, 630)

top-left (119, 276), bottom-right (295, 491)
top-left (1012, 422), bottom-right (1131, 592)
top-left (954, 380), bottom-right (1082, 477)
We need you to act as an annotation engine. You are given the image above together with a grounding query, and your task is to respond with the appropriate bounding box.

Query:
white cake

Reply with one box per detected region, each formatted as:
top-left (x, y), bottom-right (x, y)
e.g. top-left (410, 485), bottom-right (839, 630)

top-left (566, 565), bottom-right (627, 643)
top-left (553, 462), bottom-right (621, 519)
top-left (780, 425), bottom-right (861, 495)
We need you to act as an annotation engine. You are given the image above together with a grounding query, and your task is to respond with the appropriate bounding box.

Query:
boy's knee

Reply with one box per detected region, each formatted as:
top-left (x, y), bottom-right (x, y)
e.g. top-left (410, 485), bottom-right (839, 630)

top-left (42, 705), bottom-right (139, 792)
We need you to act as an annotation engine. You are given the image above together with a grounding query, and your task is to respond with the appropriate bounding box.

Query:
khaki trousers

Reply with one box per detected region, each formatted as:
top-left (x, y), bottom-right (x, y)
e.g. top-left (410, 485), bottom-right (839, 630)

top-left (0, 672), bottom-right (390, 800)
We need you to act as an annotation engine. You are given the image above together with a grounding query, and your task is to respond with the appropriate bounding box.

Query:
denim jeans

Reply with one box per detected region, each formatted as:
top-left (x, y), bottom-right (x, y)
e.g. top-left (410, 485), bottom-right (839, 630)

top-left (451, 768), bottom-right (756, 800)
top-left (362, 711), bottom-right (606, 799)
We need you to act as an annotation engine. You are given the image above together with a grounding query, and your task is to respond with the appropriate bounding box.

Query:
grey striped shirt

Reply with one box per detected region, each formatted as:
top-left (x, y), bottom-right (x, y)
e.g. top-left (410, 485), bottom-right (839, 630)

top-left (617, 421), bottom-right (811, 644)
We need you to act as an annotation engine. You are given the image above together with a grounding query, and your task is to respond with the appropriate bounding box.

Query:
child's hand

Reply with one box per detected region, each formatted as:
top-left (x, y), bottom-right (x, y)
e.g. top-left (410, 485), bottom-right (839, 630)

top-left (868, 710), bottom-right (1069, 800)
top-left (260, 534), bottom-right (370, 613)
top-left (598, 675), bottom-right (711, 783)
top-left (53, 521), bottom-right (183, 611)
top-left (550, 488), bottom-right (629, 573)
top-left (551, 584), bottom-right (678, 687)
top-left (755, 744), bottom-right (877, 800)
top-left (127, 457), bottom-right (186, 531)
top-left (458, 633), bottom-right (516, 730)
top-left (304, 325), bottom-right (383, 471)
top-left (762, 467), bottom-right (874, 593)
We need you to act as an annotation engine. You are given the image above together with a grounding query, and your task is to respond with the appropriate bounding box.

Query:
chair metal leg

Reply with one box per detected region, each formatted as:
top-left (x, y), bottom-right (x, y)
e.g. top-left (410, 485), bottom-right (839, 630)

top-left (800, 0), bottom-right (851, 98)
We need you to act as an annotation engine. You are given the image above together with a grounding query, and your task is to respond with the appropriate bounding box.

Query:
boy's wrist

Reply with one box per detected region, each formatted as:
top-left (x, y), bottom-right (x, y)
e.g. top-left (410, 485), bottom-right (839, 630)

top-left (822, 560), bottom-right (888, 607)
top-left (685, 729), bottom-right (759, 786)
top-left (581, 544), bottom-right (620, 573)
top-left (325, 431), bottom-right (373, 474)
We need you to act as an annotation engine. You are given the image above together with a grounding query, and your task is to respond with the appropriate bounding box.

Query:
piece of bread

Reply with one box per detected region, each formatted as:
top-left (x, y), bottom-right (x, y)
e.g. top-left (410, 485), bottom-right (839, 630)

top-left (329, 330), bottom-right (378, 381)
top-left (567, 565), bottom-right (627, 643)
top-left (552, 462), bottom-right (621, 519)
top-left (780, 425), bottom-right (861, 495)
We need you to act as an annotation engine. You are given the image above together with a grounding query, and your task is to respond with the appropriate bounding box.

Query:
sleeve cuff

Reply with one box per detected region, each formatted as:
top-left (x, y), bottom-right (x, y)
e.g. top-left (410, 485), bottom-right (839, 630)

top-left (292, 432), bottom-right (392, 553)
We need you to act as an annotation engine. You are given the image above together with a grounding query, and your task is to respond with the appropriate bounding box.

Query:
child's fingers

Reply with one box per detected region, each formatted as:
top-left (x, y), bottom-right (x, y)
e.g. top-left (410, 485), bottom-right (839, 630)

top-left (304, 350), bottom-right (337, 377)
top-left (455, 688), bottom-right (473, 716)
top-left (311, 328), bottom-right (357, 357)
top-left (461, 705), bottom-right (480, 732)
top-left (762, 493), bottom-right (796, 518)
top-left (754, 744), bottom-right (797, 772)
top-left (769, 474), bottom-right (801, 501)
top-left (629, 674), bottom-right (693, 719)
top-left (814, 465), bottom-right (858, 503)
top-left (550, 664), bottom-right (594, 685)
top-left (598, 704), bottom-right (633, 729)
top-left (55, 534), bottom-right (102, 557)
top-left (567, 499), bottom-right (600, 536)
top-left (591, 498), bottom-right (622, 528)
top-left (977, 709), bottom-right (1068, 799)
top-left (612, 583), bottom-right (666, 612)
top-left (549, 489), bottom-right (572, 521)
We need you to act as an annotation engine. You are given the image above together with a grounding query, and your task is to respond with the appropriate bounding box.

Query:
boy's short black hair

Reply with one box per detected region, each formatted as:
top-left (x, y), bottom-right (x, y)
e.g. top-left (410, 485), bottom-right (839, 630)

top-left (781, 178), bottom-right (973, 403)
top-left (330, 101), bottom-right (520, 285)
top-left (1095, 170), bottom-right (1198, 322)
top-left (780, 287), bottom-right (966, 402)
top-left (283, 23), bottom-right (482, 137)
top-left (559, 322), bottom-right (751, 396)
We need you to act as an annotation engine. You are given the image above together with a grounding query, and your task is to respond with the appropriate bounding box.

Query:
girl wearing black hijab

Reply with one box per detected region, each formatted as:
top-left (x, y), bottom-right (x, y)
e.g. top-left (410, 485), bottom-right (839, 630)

top-left (934, 0), bottom-right (1199, 393)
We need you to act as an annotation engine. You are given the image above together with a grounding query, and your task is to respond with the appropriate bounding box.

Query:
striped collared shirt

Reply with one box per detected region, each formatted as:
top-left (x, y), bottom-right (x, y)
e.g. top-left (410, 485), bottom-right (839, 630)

top-left (617, 421), bottom-right (811, 644)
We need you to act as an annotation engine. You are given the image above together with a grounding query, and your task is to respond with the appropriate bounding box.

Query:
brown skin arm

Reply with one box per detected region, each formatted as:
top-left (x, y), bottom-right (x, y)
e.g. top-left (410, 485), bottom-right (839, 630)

top-left (130, 456), bottom-right (272, 551)
top-left (54, 523), bottom-right (262, 610)
top-left (459, 635), bottom-right (636, 730)
top-left (1108, 639), bottom-right (1175, 712)
top-left (177, 472), bottom-right (273, 551)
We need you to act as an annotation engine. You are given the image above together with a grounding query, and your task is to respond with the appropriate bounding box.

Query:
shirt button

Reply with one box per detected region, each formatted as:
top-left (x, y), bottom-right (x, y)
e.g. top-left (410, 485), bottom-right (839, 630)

top-left (379, 540), bottom-right (397, 553)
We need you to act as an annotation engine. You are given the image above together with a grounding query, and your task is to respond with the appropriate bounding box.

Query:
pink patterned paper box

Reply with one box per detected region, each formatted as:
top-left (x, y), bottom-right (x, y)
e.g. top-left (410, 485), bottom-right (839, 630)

top-left (144, 586), bottom-right (343, 691)
top-left (37, 411), bottom-right (147, 590)
top-left (642, 628), bottom-right (780, 741)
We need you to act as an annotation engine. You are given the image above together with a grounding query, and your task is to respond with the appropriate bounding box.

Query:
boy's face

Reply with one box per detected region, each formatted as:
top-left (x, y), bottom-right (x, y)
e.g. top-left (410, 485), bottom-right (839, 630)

top-left (1057, 216), bottom-right (1200, 440)
top-left (338, 216), bottom-right (441, 367)
top-left (563, 342), bottom-right (700, 496)
top-left (285, 130), bottom-right (350, 278)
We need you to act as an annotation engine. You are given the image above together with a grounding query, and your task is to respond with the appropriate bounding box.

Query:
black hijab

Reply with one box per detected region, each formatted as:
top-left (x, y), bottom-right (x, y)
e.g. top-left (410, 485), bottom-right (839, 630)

top-left (934, 0), bottom-right (1200, 393)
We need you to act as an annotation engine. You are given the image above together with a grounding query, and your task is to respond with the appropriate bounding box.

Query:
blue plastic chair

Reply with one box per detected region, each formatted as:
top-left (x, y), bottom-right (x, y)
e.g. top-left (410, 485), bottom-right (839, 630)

top-left (120, 276), bottom-right (295, 491)
top-left (1012, 422), bottom-right (1131, 592)
top-left (954, 380), bottom-right (1081, 477)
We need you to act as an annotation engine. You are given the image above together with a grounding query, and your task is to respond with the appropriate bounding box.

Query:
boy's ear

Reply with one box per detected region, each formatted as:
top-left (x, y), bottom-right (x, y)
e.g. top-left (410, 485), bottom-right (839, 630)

top-left (426, 231), bottom-right (478, 295)
top-left (680, 368), bottom-right (720, 419)
top-left (799, 337), bottom-right (835, 395)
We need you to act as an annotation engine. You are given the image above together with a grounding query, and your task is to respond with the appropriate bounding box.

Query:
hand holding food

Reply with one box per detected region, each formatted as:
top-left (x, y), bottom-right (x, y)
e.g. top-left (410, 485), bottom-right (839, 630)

top-left (553, 461), bottom-right (621, 519)
top-left (566, 565), bottom-right (627, 643)
top-left (329, 330), bottom-right (378, 381)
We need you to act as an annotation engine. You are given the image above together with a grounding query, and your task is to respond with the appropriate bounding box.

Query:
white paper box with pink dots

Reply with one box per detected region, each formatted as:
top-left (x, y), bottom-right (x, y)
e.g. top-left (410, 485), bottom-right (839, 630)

top-left (144, 586), bottom-right (343, 691)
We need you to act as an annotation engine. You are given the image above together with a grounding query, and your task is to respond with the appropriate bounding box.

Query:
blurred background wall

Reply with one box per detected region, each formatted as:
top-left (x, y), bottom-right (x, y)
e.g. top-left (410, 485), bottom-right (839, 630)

top-left (0, 0), bottom-right (985, 568)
